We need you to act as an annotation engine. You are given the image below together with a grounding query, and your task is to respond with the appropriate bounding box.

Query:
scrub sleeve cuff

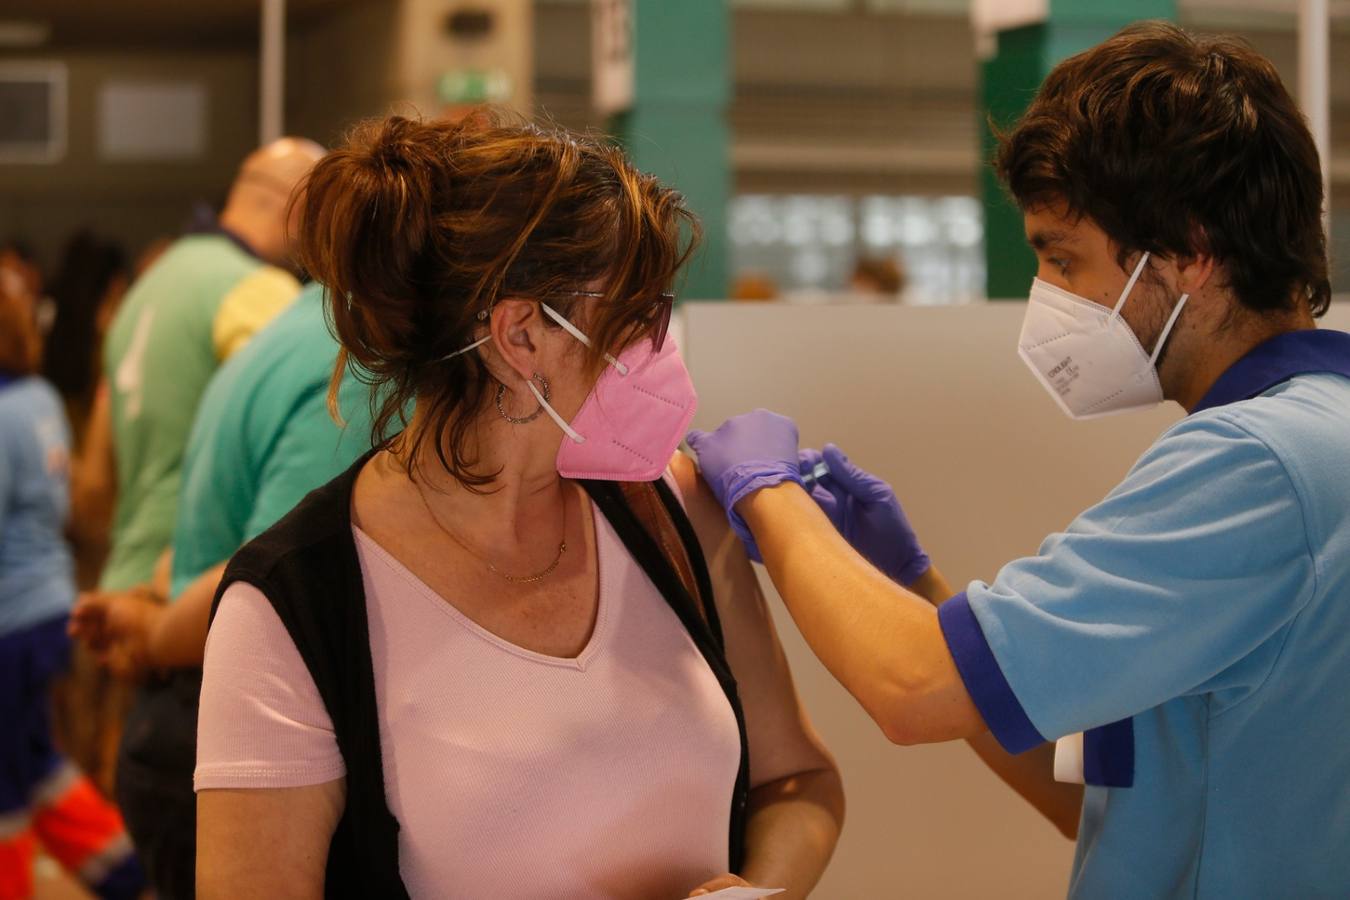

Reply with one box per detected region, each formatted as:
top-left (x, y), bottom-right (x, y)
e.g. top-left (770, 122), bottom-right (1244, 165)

top-left (937, 591), bottom-right (1047, 754)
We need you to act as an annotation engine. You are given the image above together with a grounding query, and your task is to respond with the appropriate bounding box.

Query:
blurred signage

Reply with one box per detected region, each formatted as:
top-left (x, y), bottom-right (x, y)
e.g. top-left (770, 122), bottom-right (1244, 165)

top-left (592, 0), bottom-right (634, 116)
top-left (98, 81), bottom-right (207, 161)
top-left (437, 68), bottom-right (513, 105)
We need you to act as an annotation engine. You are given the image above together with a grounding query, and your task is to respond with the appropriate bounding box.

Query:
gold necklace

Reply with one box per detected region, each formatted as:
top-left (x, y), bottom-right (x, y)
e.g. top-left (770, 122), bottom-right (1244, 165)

top-left (414, 480), bottom-right (568, 584)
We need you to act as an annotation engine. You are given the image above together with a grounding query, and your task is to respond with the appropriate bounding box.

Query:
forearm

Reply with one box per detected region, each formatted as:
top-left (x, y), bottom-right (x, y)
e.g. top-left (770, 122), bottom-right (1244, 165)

top-left (906, 565), bottom-right (953, 607)
top-left (908, 565), bottom-right (1082, 838)
top-left (740, 483), bottom-right (980, 744)
top-left (740, 769), bottom-right (845, 898)
top-left (149, 563), bottom-right (226, 670)
top-left (964, 734), bottom-right (1082, 839)
top-left (68, 380), bottom-right (116, 547)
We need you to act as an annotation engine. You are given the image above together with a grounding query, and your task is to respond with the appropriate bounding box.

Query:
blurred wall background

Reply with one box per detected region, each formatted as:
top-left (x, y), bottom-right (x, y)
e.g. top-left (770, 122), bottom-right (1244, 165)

top-left (2, 0), bottom-right (1348, 298)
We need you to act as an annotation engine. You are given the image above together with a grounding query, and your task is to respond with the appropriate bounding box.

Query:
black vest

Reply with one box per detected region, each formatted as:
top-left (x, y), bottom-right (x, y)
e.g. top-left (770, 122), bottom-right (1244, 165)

top-left (211, 454), bottom-right (749, 898)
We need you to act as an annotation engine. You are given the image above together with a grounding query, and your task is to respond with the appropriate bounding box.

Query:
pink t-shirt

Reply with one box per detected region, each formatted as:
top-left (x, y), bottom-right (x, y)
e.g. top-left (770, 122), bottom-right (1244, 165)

top-left (196, 494), bottom-right (742, 899)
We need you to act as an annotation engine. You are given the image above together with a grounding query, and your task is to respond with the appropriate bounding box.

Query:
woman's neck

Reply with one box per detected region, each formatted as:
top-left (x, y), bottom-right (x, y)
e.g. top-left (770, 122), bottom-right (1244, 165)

top-left (399, 412), bottom-right (568, 548)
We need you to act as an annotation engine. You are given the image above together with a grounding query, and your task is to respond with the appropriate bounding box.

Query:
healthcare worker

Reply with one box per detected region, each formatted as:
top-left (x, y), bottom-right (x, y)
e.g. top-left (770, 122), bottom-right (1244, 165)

top-left (687, 21), bottom-right (1350, 899)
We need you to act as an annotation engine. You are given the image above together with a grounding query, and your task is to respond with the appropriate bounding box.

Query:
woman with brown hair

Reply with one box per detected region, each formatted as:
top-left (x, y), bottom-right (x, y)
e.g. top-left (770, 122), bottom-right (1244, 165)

top-left (193, 114), bottom-right (843, 899)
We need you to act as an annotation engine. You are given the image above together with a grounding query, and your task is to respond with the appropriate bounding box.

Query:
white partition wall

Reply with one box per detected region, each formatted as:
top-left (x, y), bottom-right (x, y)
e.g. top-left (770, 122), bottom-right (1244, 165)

top-left (679, 301), bottom-right (1350, 898)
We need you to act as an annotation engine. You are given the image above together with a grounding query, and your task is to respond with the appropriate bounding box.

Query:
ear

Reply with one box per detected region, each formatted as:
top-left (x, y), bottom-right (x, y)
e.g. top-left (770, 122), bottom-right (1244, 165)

top-left (487, 299), bottom-right (542, 382)
top-left (1173, 251), bottom-right (1217, 296)
top-left (1172, 224), bottom-right (1217, 295)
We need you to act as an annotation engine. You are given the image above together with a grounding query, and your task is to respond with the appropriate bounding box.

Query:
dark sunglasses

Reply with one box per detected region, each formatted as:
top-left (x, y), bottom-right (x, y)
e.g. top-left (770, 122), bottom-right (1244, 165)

top-left (557, 290), bottom-right (675, 351)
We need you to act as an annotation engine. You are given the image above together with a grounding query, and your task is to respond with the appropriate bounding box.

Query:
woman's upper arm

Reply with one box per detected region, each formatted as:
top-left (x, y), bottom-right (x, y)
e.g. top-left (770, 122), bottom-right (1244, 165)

top-left (196, 582), bottom-right (347, 789)
top-left (197, 780), bottom-right (345, 900)
top-left (196, 581), bottom-right (349, 897)
top-left (668, 452), bottom-right (838, 787)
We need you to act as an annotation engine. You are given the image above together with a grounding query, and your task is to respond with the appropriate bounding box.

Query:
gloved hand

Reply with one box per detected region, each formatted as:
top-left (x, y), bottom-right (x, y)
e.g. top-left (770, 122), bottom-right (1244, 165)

top-left (685, 410), bottom-right (804, 553)
top-left (803, 443), bottom-right (930, 585)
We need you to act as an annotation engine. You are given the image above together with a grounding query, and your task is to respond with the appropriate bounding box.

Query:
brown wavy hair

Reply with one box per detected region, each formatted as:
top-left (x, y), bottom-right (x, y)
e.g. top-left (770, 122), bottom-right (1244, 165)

top-left (996, 21), bottom-right (1330, 318)
top-left (295, 111), bottom-right (699, 487)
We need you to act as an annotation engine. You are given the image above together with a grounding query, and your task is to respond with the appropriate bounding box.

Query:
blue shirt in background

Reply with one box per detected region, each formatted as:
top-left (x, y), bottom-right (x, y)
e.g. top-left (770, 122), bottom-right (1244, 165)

top-left (0, 376), bottom-right (75, 637)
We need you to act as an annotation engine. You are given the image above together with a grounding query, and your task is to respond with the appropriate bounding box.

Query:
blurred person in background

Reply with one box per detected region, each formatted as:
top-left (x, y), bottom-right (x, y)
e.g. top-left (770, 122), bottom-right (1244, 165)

top-left (35, 231), bottom-right (134, 825)
top-left (0, 269), bottom-right (146, 900)
top-left (95, 136), bottom-right (324, 595)
top-left (194, 114), bottom-right (844, 900)
top-left (78, 135), bottom-right (324, 899)
top-left (730, 272), bottom-right (780, 303)
top-left (45, 231), bottom-right (132, 587)
top-left (64, 234), bottom-right (176, 591)
top-left (43, 231), bottom-right (131, 441)
top-left (70, 279), bottom-right (375, 891)
top-left (848, 256), bottom-right (905, 299)
top-left (0, 241), bottom-right (44, 317)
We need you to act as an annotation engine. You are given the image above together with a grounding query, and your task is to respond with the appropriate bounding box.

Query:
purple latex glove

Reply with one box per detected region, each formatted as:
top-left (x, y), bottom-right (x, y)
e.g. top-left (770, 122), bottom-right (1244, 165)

top-left (685, 410), bottom-right (804, 553)
top-left (802, 443), bottom-right (930, 585)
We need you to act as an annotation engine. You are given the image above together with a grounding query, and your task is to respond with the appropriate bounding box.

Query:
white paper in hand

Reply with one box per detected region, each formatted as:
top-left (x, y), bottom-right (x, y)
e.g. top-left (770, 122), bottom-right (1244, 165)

top-left (699, 889), bottom-right (786, 899)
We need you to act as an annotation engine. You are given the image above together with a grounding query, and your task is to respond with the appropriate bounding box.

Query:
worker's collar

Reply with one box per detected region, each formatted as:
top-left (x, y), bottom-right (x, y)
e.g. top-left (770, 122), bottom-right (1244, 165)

top-left (183, 203), bottom-right (263, 262)
top-left (214, 226), bottom-right (263, 261)
top-left (1191, 328), bottom-right (1350, 415)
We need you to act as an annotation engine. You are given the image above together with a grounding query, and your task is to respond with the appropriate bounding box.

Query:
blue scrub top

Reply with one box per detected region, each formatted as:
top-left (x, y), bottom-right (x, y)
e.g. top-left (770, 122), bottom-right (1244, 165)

top-left (939, 329), bottom-right (1350, 899)
top-left (0, 376), bottom-right (75, 637)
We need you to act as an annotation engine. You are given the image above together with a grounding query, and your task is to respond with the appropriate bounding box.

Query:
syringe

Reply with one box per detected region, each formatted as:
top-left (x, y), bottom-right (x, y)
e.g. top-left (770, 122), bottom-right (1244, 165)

top-left (800, 460), bottom-right (830, 486)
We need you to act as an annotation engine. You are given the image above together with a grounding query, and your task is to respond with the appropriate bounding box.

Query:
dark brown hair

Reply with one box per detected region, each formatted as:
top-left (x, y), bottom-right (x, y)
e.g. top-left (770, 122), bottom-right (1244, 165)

top-left (0, 274), bottom-right (40, 377)
top-left (296, 111), bottom-right (699, 486)
top-left (996, 20), bottom-right (1330, 317)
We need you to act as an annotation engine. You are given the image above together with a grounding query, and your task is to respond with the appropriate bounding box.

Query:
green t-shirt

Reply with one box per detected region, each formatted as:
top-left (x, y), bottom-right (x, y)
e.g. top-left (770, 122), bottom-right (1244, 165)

top-left (101, 234), bottom-right (298, 590)
top-left (169, 283), bottom-right (374, 599)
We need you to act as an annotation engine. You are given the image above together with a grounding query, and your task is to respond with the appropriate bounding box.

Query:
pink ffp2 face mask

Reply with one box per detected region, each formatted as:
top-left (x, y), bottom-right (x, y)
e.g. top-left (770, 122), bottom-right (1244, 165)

top-left (527, 309), bottom-right (698, 482)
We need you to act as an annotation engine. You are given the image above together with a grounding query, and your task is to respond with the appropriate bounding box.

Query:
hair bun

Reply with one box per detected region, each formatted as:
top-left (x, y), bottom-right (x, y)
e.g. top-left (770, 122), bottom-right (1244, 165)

top-left (294, 117), bottom-right (446, 374)
top-left (366, 116), bottom-right (419, 169)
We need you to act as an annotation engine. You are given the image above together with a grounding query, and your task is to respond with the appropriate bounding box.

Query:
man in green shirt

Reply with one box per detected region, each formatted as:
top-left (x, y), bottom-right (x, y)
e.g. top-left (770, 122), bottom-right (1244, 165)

top-left (71, 282), bottom-right (373, 896)
top-left (98, 137), bottom-right (325, 593)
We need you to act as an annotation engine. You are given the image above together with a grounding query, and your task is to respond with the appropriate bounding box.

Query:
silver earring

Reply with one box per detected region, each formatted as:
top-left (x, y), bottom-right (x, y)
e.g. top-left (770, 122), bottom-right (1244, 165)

top-left (496, 373), bottom-right (550, 425)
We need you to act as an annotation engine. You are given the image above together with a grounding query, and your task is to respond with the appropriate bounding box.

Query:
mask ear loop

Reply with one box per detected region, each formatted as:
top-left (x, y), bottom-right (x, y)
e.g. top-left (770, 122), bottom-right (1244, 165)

top-left (1111, 251), bottom-right (1152, 318)
top-left (1149, 293), bottom-right (1190, 365)
top-left (439, 308), bottom-right (494, 361)
top-left (440, 335), bottom-right (490, 361)
top-left (540, 303), bottom-right (630, 376)
top-left (526, 378), bottom-right (585, 444)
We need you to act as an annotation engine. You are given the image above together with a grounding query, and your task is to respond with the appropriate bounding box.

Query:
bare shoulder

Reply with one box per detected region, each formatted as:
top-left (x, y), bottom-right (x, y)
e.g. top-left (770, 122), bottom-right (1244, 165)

top-left (667, 451), bottom-right (763, 623)
top-left (667, 450), bottom-right (733, 544)
top-left (668, 455), bottom-right (841, 788)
